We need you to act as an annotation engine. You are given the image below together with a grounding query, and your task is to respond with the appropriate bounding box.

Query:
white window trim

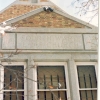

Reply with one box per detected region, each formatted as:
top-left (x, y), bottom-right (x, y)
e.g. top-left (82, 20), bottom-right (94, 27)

top-left (34, 62), bottom-right (70, 100)
top-left (0, 62), bottom-right (27, 100)
top-left (75, 62), bottom-right (98, 100)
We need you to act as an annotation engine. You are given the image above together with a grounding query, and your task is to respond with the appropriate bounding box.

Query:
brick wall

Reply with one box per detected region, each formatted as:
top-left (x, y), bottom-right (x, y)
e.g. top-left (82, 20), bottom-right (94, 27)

top-left (0, 5), bottom-right (40, 23)
top-left (12, 11), bottom-right (85, 28)
top-left (0, 5), bottom-right (59, 23)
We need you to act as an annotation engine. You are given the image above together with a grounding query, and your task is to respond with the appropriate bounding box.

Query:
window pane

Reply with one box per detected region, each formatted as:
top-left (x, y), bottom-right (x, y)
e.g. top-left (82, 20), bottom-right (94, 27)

top-left (80, 90), bottom-right (97, 100)
top-left (3, 91), bottom-right (24, 100)
top-left (4, 66), bottom-right (24, 89)
top-left (77, 66), bottom-right (97, 88)
top-left (38, 91), bottom-right (67, 100)
top-left (37, 66), bottom-right (66, 89)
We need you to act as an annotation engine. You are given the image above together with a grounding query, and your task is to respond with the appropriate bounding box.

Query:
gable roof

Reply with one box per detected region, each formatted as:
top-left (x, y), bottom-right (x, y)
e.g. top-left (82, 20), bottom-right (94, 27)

top-left (0, 0), bottom-right (62, 23)
top-left (1, 7), bottom-right (97, 29)
top-left (0, 0), bottom-right (97, 29)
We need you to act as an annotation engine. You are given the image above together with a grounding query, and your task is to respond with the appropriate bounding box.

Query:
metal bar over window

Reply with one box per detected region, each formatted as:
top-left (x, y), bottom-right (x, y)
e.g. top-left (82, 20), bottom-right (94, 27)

top-left (77, 65), bottom-right (97, 100)
top-left (3, 66), bottom-right (24, 100)
top-left (37, 66), bottom-right (67, 100)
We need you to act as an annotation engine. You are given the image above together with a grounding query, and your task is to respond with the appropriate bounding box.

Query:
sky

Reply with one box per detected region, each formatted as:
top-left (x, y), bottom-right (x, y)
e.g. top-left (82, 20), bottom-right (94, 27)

top-left (0, 0), bottom-right (15, 11)
top-left (0, 0), bottom-right (98, 26)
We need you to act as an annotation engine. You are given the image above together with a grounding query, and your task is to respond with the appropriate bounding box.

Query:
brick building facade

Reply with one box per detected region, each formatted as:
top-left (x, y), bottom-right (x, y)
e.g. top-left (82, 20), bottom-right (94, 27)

top-left (0, 0), bottom-right (98, 100)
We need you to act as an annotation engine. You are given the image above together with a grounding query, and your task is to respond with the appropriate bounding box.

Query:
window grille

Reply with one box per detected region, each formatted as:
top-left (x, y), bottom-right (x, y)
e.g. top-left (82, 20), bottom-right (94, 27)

top-left (37, 66), bottom-right (67, 100)
top-left (77, 65), bottom-right (97, 100)
top-left (1, 66), bottom-right (24, 100)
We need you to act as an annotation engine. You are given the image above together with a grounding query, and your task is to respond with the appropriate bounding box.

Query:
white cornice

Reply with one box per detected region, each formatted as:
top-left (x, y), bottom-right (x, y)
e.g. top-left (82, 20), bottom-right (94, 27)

top-left (0, 50), bottom-right (97, 53)
top-left (6, 27), bottom-right (98, 34)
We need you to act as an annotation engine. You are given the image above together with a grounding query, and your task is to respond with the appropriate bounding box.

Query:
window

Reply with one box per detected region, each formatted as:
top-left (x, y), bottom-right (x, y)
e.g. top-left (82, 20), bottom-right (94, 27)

top-left (0, 62), bottom-right (26, 100)
top-left (76, 62), bottom-right (97, 100)
top-left (36, 62), bottom-right (69, 100)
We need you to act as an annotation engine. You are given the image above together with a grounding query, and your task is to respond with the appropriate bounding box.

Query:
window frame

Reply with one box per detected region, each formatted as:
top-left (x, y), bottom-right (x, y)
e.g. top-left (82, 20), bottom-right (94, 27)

top-left (35, 62), bottom-right (70, 100)
top-left (0, 62), bottom-right (27, 100)
top-left (75, 62), bottom-right (98, 100)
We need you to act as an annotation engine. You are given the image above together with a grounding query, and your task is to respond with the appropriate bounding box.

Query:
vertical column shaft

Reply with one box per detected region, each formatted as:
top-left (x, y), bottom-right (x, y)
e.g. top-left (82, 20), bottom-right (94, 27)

top-left (67, 59), bottom-right (80, 100)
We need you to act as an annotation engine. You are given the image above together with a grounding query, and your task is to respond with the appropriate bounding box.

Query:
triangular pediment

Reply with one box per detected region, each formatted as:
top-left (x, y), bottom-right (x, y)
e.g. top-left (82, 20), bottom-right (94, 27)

top-left (12, 11), bottom-right (89, 28)
top-left (2, 7), bottom-right (97, 29)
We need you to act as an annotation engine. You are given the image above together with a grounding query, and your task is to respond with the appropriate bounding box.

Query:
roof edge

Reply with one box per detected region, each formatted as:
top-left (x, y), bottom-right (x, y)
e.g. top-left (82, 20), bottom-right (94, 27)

top-left (0, 7), bottom-right (98, 29)
top-left (54, 10), bottom-right (98, 29)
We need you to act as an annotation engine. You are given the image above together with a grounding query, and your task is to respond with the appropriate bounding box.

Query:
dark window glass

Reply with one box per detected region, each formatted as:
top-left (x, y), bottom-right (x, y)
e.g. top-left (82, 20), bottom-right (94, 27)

top-left (37, 66), bottom-right (67, 100)
top-left (80, 90), bottom-right (97, 100)
top-left (3, 92), bottom-right (24, 100)
top-left (4, 66), bottom-right (24, 89)
top-left (77, 65), bottom-right (97, 100)
top-left (38, 91), bottom-right (67, 100)
top-left (3, 66), bottom-right (24, 100)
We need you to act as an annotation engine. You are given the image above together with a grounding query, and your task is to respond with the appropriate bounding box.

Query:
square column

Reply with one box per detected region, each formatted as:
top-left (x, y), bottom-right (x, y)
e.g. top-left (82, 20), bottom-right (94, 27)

top-left (67, 59), bottom-right (80, 100)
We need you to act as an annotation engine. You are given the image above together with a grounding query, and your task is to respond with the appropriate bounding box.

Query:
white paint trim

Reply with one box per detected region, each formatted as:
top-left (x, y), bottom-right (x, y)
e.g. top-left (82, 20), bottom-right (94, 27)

top-left (79, 88), bottom-right (97, 90)
top-left (0, 63), bottom-right (4, 100)
top-left (37, 89), bottom-right (68, 91)
top-left (33, 62), bottom-right (37, 100)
